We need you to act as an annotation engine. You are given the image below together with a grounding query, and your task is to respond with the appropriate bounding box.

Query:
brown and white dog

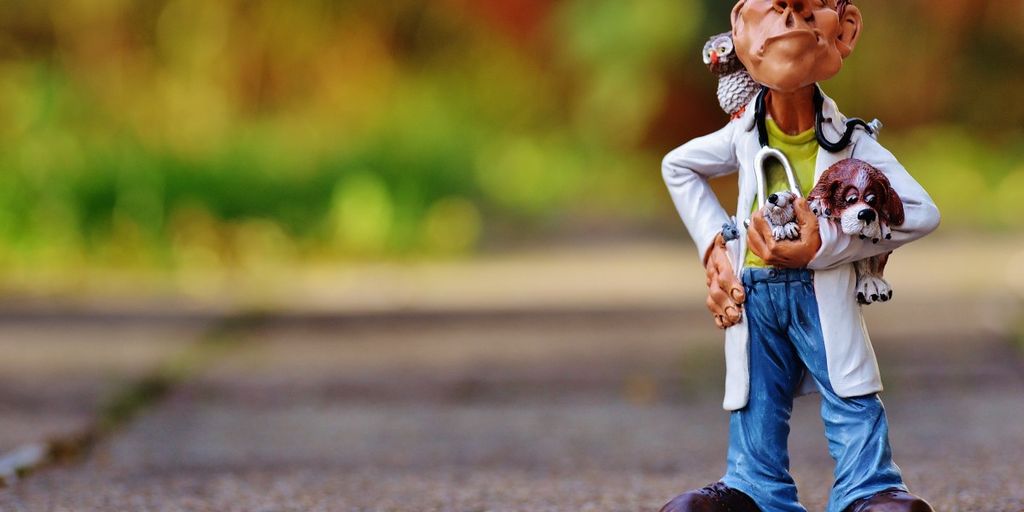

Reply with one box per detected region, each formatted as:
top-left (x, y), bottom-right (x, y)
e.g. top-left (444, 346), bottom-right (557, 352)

top-left (809, 159), bottom-right (905, 305)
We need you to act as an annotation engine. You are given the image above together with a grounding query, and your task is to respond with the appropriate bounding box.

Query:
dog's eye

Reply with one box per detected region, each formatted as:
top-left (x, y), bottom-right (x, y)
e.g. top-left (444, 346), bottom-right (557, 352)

top-left (846, 194), bottom-right (858, 204)
top-left (865, 194), bottom-right (876, 204)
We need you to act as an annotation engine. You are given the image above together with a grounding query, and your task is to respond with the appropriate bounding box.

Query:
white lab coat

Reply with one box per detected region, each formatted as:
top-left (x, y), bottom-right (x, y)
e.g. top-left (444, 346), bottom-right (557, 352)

top-left (662, 88), bottom-right (940, 411)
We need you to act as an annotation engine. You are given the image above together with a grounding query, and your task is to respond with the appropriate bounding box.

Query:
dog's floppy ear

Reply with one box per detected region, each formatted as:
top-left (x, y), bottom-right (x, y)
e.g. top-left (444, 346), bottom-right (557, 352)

top-left (810, 177), bottom-right (841, 217)
top-left (815, 158), bottom-right (862, 217)
top-left (865, 165), bottom-right (905, 226)
top-left (882, 185), bottom-right (905, 226)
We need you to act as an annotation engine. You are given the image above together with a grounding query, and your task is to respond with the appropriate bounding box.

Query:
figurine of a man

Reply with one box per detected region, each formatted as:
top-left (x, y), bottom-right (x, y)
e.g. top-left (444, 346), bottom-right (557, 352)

top-left (660, 1), bottom-right (940, 512)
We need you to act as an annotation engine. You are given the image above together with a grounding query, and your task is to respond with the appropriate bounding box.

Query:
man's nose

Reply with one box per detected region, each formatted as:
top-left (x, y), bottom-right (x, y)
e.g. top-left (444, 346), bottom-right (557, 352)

top-left (772, 0), bottom-right (813, 24)
top-left (773, 0), bottom-right (809, 14)
top-left (857, 209), bottom-right (877, 223)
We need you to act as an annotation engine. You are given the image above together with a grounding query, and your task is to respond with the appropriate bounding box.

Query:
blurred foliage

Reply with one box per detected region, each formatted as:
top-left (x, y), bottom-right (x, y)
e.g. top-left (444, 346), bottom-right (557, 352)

top-left (0, 0), bottom-right (1020, 283)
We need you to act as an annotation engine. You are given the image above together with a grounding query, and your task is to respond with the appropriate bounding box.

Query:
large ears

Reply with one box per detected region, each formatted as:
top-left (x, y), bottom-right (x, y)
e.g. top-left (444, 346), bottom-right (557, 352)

top-left (883, 186), bottom-right (905, 226)
top-left (731, 1), bottom-right (746, 33)
top-left (835, 3), bottom-right (862, 58)
top-left (810, 178), bottom-right (840, 216)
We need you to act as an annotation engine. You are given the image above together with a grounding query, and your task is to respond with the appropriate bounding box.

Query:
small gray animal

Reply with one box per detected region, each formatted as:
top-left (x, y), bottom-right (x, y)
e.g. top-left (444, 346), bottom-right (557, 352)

top-left (703, 32), bottom-right (760, 119)
top-left (721, 221), bottom-right (740, 242)
top-left (763, 191), bottom-right (800, 241)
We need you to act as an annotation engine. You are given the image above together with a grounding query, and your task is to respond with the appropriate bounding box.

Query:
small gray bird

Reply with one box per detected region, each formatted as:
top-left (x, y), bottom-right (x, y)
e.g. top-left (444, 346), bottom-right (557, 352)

top-left (703, 32), bottom-right (759, 119)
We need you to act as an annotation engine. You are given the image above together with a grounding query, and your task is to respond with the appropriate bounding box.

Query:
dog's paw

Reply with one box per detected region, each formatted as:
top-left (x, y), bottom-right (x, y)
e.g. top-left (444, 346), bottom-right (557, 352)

top-left (856, 275), bottom-right (893, 305)
top-left (782, 222), bottom-right (799, 240)
top-left (881, 222), bottom-right (893, 241)
top-left (771, 222), bottom-right (800, 241)
top-left (856, 220), bottom-right (883, 244)
top-left (809, 198), bottom-right (825, 217)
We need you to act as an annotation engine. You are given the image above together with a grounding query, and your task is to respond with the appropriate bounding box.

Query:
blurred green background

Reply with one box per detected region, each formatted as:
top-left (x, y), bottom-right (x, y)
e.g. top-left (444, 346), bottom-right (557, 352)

top-left (0, 0), bottom-right (1021, 291)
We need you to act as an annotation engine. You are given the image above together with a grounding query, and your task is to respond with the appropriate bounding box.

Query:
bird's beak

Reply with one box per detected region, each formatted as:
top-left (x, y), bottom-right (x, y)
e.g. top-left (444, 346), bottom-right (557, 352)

top-left (710, 51), bottom-right (719, 65)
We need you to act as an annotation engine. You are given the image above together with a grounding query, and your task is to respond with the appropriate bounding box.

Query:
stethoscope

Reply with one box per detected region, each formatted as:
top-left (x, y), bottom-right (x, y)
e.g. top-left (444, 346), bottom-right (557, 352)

top-left (726, 86), bottom-right (878, 238)
top-left (753, 85), bottom-right (877, 153)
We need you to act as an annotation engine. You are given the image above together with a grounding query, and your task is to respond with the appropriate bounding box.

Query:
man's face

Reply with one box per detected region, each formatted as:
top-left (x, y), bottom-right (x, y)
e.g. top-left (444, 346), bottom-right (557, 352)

top-left (731, 0), bottom-right (860, 92)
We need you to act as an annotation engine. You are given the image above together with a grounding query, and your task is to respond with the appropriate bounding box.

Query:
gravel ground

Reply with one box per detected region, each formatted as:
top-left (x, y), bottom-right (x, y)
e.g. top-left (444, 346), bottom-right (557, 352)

top-left (2, 290), bottom-right (1023, 511)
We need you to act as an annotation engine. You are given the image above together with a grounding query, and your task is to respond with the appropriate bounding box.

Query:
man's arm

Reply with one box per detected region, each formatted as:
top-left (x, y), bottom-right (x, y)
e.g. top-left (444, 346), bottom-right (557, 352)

top-left (663, 122), bottom-right (745, 329)
top-left (662, 122), bottom-right (741, 262)
top-left (808, 135), bottom-right (941, 270)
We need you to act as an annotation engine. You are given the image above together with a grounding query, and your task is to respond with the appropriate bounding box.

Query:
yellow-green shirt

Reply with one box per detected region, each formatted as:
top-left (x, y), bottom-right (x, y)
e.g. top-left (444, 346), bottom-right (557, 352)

top-left (744, 119), bottom-right (818, 268)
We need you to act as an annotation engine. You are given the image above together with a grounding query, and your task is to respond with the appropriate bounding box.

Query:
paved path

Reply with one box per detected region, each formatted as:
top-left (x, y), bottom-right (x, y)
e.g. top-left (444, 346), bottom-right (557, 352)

top-left (0, 322), bottom-right (202, 453)
top-left (1, 236), bottom-right (1024, 510)
top-left (2, 297), bottom-right (1023, 510)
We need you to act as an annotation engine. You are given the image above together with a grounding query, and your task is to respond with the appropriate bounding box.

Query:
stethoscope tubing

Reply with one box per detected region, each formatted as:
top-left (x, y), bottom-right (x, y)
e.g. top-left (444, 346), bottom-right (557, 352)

top-left (753, 85), bottom-right (875, 154)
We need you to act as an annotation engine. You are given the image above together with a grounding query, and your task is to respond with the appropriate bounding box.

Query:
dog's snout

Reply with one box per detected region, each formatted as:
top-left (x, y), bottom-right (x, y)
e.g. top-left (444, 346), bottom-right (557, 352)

top-left (768, 193), bottom-right (779, 205)
top-left (857, 209), bottom-right (877, 223)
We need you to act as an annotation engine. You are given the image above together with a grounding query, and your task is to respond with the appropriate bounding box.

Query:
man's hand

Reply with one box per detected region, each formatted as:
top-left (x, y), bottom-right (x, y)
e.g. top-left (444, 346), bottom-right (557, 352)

top-left (704, 234), bottom-right (745, 329)
top-left (747, 197), bottom-right (822, 269)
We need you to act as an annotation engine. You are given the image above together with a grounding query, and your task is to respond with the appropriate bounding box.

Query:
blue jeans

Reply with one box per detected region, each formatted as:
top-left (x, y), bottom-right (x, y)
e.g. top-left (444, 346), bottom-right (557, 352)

top-left (721, 268), bottom-right (905, 512)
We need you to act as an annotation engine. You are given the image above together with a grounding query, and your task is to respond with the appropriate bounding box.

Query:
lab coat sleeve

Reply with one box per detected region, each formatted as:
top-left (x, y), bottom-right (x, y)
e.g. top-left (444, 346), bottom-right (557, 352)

top-left (662, 121), bottom-right (741, 262)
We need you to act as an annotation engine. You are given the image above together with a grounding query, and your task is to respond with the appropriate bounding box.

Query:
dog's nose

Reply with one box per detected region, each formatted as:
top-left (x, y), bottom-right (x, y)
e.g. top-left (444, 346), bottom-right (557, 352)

top-left (768, 193), bottom-right (779, 205)
top-left (857, 209), bottom-right (877, 223)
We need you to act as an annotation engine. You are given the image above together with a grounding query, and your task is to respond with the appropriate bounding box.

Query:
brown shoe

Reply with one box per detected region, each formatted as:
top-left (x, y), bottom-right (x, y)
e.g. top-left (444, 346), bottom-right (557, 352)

top-left (844, 489), bottom-right (934, 512)
top-left (659, 482), bottom-right (761, 512)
